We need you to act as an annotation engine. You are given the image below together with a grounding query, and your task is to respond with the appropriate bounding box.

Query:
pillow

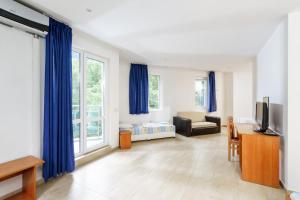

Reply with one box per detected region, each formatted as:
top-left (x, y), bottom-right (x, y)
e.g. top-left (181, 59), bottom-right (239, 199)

top-left (178, 112), bottom-right (206, 122)
top-left (119, 123), bottom-right (133, 129)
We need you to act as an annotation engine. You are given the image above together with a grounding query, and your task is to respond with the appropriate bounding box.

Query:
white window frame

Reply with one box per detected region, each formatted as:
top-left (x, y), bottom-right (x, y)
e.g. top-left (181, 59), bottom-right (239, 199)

top-left (195, 77), bottom-right (208, 109)
top-left (72, 49), bottom-right (83, 156)
top-left (149, 74), bottom-right (162, 111)
top-left (72, 47), bottom-right (109, 157)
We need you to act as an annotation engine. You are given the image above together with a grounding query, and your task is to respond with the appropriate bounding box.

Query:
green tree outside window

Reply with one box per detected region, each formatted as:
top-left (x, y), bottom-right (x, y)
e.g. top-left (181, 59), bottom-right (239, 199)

top-left (149, 75), bottom-right (160, 109)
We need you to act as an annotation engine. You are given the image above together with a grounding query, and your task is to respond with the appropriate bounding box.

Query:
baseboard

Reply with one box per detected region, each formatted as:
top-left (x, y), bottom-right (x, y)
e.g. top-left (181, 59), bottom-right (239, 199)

top-left (0, 189), bottom-right (22, 200)
top-left (280, 180), bottom-right (288, 190)
top-left (280, 180), bottom-right (293, 200)
top-left (0, 175), bottom-right (44, 200)
top-left (75, 146), bottom-right (117, 167)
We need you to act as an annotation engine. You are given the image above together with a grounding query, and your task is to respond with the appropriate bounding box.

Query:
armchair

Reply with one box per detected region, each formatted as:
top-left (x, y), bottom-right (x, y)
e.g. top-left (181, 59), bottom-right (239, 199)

top-left (173, 112), bottom-right (221, 137)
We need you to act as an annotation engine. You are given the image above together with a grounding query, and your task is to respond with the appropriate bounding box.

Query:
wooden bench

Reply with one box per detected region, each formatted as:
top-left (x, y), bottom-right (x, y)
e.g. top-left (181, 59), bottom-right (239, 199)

top-left (0, 156), bottom-right (44, 200)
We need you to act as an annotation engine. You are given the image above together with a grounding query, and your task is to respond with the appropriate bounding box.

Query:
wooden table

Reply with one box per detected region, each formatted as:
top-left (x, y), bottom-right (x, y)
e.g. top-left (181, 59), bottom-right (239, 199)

top-left (0, 156), bottom-right (44, 200)
top-left (235, 123), bottom-right (280, 188)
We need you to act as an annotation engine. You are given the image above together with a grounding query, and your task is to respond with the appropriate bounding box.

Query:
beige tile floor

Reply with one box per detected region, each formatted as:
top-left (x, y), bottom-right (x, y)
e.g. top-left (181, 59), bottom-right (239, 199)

top-left (38, 130), bottom-right (285, 200)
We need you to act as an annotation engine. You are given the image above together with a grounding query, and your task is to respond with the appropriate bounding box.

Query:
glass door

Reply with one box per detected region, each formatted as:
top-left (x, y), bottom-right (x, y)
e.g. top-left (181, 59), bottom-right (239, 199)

top-left (84, 55), bottom-right (105, 151)
top-left (72, 50), bottom-right (107, 156)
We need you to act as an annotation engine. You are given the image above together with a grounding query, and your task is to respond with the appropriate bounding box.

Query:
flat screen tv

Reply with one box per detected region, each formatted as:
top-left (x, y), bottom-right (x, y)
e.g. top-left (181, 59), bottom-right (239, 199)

top-left (255, 97), bottom-right (269, 132)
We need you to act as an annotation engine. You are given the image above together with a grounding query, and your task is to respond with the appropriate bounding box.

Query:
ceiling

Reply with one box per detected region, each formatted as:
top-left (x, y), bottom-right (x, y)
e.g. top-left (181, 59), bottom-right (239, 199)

top-left (24, 0), bottom-right (300, 70)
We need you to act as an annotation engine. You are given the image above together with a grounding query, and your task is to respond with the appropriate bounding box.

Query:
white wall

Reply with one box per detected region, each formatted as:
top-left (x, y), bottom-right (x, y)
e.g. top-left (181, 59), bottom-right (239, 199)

top-left (256, 15), bottom-right (300, 191)
top-left (287, 13), bottom-right (300, 192)
top-left (256, 22), bottom-right (287, 104)
top-left (0, 25), bottom-right (44, 197)
top-left (256, 19), bottom-right (288, 184)
top-left (223, 72), bottom-right (233, 123)
top-left (233, 62), bottom-right (254, 122)
top-left (119, 58), bottom-right (231, 125)
top-left (0, 26), bottom-right (120, 198)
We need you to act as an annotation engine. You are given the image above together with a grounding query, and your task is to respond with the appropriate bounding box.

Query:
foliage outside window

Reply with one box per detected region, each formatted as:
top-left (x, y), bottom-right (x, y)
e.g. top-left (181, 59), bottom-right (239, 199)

top-left (195, 78), bottom-right (207, 108)
top-left (149, 75), bottom-right (160, 109)
top-left (86, 58), bottom-right (104, 119)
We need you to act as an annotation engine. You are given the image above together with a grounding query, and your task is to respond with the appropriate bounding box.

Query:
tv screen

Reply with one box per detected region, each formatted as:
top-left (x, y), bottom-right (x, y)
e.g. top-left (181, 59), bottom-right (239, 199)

top-left (256, 97), bottom-right (269, 132)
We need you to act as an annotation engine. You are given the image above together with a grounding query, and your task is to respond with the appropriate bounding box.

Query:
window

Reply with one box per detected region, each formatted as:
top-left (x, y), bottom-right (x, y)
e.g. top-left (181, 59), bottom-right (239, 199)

top-left (195, 78), bottom-right (207, 108)
top-left (149, 75), bottom-right (160, 110)
top-left (72, 50), bottom-right (107, 156)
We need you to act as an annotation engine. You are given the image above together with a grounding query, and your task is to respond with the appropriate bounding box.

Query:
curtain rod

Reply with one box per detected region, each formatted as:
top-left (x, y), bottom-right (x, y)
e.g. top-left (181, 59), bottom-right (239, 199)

top-left (131, 63), bottom-right (148, 66)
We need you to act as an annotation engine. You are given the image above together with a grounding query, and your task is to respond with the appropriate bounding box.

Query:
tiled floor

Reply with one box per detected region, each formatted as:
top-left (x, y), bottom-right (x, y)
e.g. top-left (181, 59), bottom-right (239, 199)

top-left (38, 130), bottom-right (285, 200)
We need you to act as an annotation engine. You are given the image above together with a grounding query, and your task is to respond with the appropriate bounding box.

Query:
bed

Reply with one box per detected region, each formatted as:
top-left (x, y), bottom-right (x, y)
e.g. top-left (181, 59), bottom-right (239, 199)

top-left (119, 122), bottom-right (176, 141)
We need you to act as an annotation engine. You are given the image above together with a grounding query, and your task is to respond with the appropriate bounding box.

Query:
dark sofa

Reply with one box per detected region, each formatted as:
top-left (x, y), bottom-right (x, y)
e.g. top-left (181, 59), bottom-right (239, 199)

top-left (173, 112), bottom-right (221, 137)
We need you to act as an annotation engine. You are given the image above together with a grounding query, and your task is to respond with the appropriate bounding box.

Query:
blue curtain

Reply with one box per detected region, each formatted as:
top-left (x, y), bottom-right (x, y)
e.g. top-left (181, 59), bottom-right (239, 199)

top-left (129, 64), bottom-right (149, 114)
top-left (208, 71), bottom-right (217, 112)
top-left (43, 18), bottom-right (74, 181)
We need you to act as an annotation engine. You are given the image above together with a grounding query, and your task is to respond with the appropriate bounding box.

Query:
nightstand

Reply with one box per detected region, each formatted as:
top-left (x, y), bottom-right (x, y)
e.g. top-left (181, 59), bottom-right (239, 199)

top-left (119, 130), bottom-right (132, 149)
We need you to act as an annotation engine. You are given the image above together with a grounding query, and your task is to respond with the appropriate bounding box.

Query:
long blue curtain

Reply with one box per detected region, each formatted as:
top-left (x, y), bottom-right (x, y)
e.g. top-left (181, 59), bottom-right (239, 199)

top-left (208, 71), bottom-right (217, 112)
top-left (129, 64), bottom-right (149, 114)
top-left (43, 18), bottom-right (74, 181)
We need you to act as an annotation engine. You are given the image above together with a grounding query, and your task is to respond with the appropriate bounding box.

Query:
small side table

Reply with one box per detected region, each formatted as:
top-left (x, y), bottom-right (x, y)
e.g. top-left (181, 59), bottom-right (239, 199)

top-left (119, 130), bottom-right (132, 149)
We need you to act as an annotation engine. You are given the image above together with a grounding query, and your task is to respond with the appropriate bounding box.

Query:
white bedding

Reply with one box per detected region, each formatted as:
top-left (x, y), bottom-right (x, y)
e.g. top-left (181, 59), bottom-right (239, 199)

top-left (119, 122), bottom-right (176, 141)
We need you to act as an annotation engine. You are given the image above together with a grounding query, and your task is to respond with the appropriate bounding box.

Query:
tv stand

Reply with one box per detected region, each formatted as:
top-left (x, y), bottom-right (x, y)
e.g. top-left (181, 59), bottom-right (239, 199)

top-left (236, 123), bottom-right (280, 188)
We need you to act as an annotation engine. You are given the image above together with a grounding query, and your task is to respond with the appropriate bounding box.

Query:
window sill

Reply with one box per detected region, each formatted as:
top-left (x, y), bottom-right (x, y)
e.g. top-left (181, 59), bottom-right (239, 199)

top-left (149, 108), bottom-right (163, 112)
top-left (195, 106), bottom-right (207, 110)
top-left (75, 145), bottom-right (116, 167)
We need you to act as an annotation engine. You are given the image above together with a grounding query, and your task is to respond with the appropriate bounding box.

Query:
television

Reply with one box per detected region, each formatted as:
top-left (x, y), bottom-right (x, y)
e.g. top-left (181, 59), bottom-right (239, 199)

top-left (255, 97), bottom-right (269, 132)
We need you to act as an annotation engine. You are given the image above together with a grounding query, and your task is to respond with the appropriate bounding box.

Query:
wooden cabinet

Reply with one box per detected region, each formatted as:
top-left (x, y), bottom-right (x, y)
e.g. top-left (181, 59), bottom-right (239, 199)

top-left (119, 130), bottom-right (132, 149)
top-left (236, 123), bottom-right (280, 188)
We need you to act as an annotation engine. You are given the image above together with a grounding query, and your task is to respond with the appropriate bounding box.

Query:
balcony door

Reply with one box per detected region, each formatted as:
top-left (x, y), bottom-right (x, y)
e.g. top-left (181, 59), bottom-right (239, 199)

top-left (72, 50), bottom-right (107, 156)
